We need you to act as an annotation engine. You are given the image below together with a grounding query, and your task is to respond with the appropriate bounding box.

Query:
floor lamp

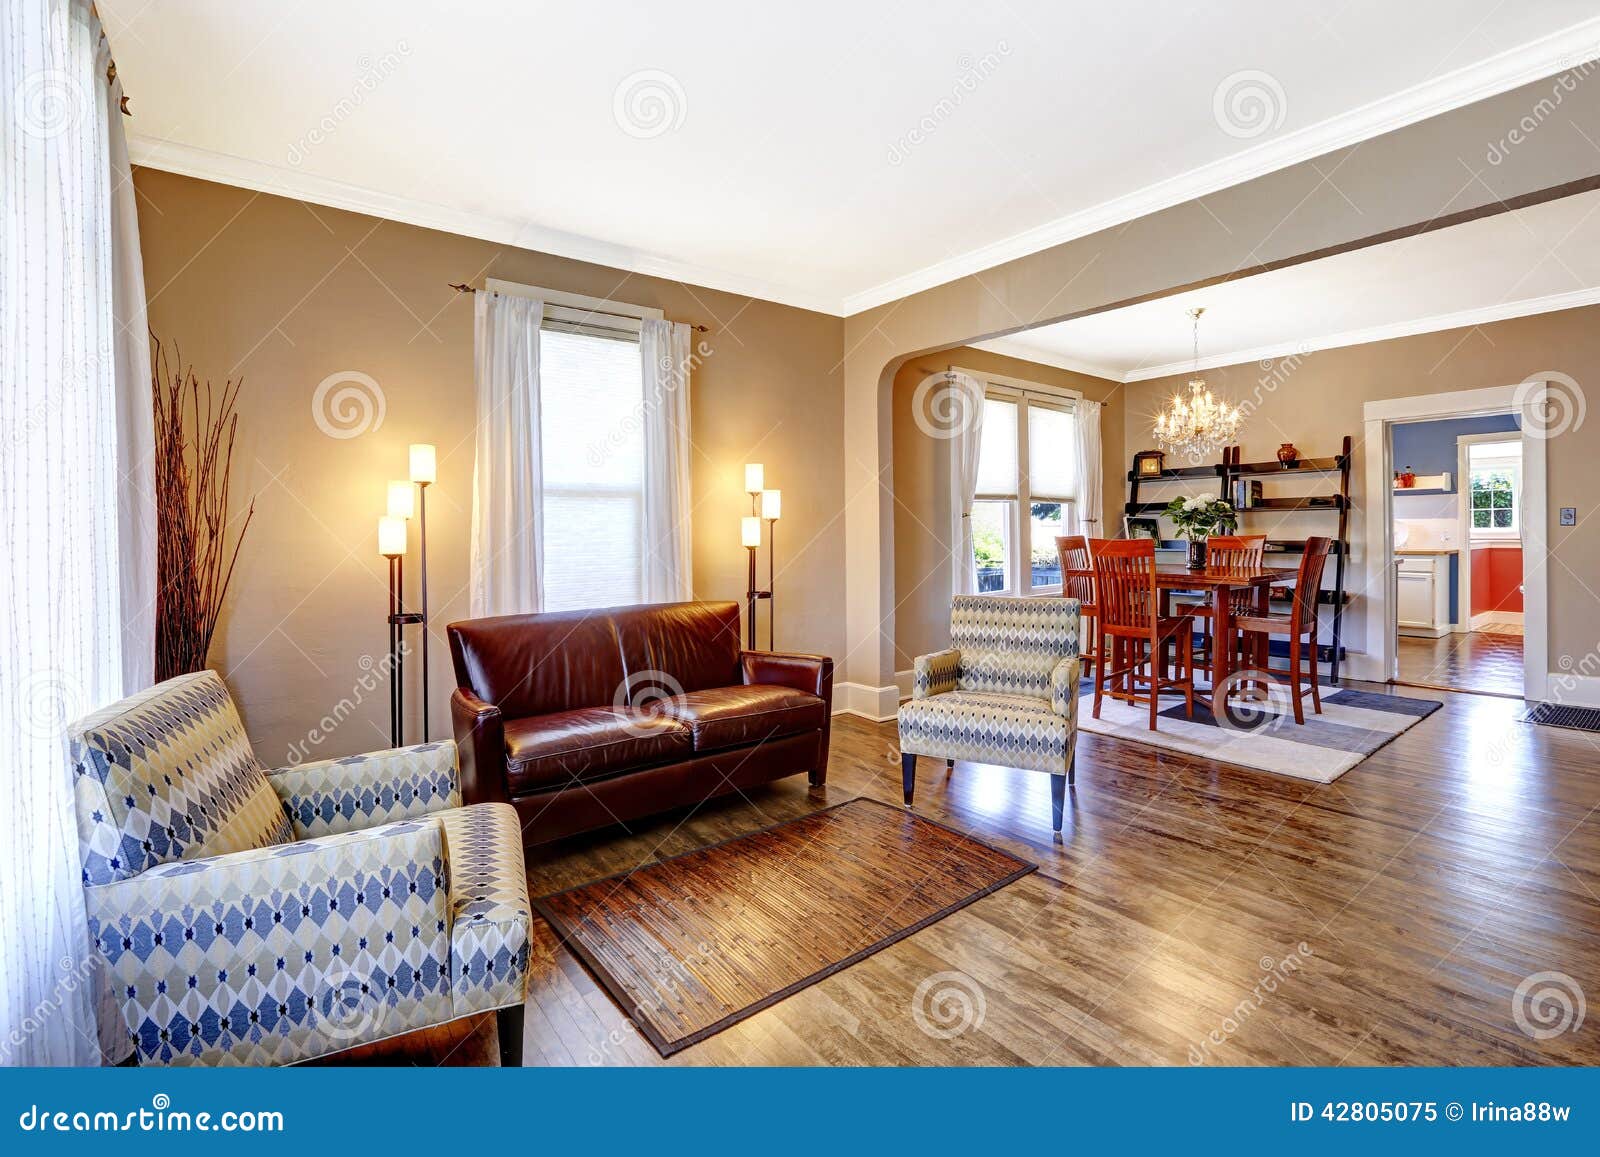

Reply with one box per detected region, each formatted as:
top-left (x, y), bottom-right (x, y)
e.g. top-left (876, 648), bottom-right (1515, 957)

top-left (408, 444), bottom-right (436, 741)
top-left (378, 516), bottom-right (421, 747)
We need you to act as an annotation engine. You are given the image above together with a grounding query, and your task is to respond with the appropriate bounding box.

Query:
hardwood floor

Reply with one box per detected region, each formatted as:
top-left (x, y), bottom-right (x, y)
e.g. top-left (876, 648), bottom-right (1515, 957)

top-left (346, 682), bottom-right (1599, 1067)
top-left (1397, 631), bottom-right (1525, 696)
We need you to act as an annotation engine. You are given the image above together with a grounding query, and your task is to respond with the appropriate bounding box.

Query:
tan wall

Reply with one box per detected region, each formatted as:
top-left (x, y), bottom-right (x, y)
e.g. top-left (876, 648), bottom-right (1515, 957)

top-left (135, 169), bottom-right (845, 765)
top-left (1117, 306), bottom-right (1600, 662)
top-left (890, 348), bottom-right (1123, 668)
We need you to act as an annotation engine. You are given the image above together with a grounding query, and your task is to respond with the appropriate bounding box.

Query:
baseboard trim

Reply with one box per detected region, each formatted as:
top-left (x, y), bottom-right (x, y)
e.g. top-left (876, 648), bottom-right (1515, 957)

top-left (1469, 610), bottom-right (1524, 631)
top-left (1540, 671), bottom-right (1600, 708)
top-left (832, 681), bottom-right (901, 722)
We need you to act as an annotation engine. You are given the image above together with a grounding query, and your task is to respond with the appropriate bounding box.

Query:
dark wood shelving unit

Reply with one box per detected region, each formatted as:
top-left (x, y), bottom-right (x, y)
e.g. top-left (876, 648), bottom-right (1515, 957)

top-left (1124, 435), bottom-right (1353, 683)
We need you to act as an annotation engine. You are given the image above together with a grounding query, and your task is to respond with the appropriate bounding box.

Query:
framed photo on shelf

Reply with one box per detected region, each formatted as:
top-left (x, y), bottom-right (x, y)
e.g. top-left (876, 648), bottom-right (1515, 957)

top-left (1133, 449), bottom-right (1166, 478)
top-left (1124, 516), bottom-right (1160, 541)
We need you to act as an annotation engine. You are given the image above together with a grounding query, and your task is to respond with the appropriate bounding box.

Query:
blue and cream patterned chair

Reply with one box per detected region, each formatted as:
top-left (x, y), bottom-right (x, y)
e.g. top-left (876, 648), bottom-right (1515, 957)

top-left (69, 670), bottom-right (532, 1067)
top-left (897, 595), bottom-right (1082, 831)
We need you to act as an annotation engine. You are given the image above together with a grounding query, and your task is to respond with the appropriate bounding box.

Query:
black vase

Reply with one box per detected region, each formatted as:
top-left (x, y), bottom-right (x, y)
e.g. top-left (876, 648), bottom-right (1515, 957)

top-left (1187, 540), bottom-right (1207, 570)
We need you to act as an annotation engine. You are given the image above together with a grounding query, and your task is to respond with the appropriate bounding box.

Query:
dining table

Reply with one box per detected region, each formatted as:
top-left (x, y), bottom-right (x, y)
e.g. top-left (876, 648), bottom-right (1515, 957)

top-left (1152, 563), bottom-right (1298, 716)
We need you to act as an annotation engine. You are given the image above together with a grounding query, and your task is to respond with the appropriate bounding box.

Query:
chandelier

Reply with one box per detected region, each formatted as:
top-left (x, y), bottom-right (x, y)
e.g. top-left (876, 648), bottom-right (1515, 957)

top-left (1152, 307), bottom-right (1243, 461)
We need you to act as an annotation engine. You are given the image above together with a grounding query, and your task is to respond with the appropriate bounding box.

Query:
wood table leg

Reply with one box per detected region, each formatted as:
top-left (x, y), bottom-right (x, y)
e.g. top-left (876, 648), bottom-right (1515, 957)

top-left (1210, 585), bottom-right (1233, 717)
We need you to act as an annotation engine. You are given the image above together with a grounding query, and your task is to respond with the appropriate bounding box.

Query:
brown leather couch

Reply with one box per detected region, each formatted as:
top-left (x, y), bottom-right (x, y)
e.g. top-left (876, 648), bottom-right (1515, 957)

top-left (447, 600), bottom-right (833, 846)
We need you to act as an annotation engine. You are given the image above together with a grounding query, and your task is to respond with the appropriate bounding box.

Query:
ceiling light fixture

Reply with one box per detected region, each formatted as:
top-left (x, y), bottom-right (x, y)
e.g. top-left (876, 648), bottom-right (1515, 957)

top-left (1152, 306), bottom-right (1243, 461)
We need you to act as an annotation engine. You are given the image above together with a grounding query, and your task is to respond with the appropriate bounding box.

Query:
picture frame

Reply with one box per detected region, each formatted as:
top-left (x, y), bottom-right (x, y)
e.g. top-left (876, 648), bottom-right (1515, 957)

top-left (1133, 449), bottom-right (1166, 478)
top-left (1124, 516), bottom-right (1160, 541)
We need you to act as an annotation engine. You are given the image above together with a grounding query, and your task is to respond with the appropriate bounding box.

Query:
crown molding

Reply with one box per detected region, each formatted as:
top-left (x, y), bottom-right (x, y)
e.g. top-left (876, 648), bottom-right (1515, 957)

top-left (839, 17), bottom-right (1600, 316)
top-left (126, 134), bottom-right (844, 317)
top-left (967, 337), bottom-right (1124, 382)
top-left (1120, 286), bottom-right (1600, 382)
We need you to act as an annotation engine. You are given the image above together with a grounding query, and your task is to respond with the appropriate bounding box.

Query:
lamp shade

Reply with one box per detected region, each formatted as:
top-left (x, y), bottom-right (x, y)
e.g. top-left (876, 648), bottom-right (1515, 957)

top-left (760, 489), bottom-right (782, 520)
top-left (409, 443), bottom-right (437, 484)
top-left (378, 516), bottom-right (407, 557)
top-left (387, 480), bottom-right (415, 519)
top-left (744, 463), bottom-right (764, 493)
top-left (740, 516), bottom-right (762, 548)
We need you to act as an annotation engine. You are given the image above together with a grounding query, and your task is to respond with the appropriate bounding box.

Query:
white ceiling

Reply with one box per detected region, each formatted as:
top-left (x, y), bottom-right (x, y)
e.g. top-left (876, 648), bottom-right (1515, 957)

top-left (975, 186), bottom-right (1600, 380)
top-left (103, 1), bottom-right (1600, 316)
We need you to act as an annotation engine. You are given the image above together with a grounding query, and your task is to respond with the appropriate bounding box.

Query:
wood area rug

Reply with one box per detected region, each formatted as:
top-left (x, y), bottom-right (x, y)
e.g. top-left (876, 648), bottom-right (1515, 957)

top-left (532, 797), bottom-right (1035, 1056)
top-left (1076, 681), bottom-right (1442, 783)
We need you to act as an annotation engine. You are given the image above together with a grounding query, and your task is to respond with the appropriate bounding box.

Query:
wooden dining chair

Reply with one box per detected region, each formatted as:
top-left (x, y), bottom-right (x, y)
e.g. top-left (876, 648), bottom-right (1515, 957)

top-left (1183, 534), bottom-right (1267, 676)
top-left (1089, 538), bottom-right (1195, 731)
top-left (1234, 536), bottom-right (1334, 724)
top-left (1055, 535), bottom-right (1097, 677)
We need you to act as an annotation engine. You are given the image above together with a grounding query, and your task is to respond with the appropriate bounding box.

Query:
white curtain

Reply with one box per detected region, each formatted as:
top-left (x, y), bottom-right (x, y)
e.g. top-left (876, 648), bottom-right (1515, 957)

top-left (1, 0), bottom-right (146, 1066)
top-left (1072, 398), bottom-right (1104, 537)
top-left (470, 291), bottom-right (544, 617)
top-left (947, 372), bottom-right (986, 596)
top-left (639, 319), bottom-right (694, 602)
top-left (107, 42), bottom-right (154, 690)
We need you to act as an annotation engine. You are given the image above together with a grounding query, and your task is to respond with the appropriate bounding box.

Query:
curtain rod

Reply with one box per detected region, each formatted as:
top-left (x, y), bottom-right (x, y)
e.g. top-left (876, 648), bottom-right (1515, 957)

top-left (448, 283), bottom-right (709, 332)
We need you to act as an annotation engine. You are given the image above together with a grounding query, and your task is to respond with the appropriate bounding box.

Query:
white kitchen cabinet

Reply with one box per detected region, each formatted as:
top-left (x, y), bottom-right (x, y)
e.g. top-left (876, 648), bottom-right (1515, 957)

top-left (1396, 553), bottom-right (1452, 638)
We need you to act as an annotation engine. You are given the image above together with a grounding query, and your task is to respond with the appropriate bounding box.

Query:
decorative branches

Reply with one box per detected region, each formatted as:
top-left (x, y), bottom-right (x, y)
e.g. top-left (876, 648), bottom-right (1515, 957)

top-left (152, 336), bottom-right (255, 681)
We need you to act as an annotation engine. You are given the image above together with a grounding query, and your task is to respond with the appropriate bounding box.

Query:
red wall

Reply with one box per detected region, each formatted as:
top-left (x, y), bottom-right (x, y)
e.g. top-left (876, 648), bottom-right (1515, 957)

top-left (1471, 546), bottom-right (1523, 615)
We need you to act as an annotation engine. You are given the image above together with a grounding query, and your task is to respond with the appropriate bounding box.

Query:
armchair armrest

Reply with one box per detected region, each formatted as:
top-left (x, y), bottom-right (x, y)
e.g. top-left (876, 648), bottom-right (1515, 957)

top-left (84, 819), bottom-right (452, 1066)
top-left (451, 688), bottom-right (509, 806)
top-left (912, 648), bottom-right (961, 698)
top-left (268, 741), bottom-right (461, 839)
top-left (1050, 655), bottom-right (1081, 724)
top-left (740, 649), bottom-right (834, 706)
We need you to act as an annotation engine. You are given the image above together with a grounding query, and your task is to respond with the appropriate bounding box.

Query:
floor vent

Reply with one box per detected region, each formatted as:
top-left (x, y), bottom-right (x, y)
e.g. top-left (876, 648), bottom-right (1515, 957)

top-left (1519, 703), bottom-right (1600, 732)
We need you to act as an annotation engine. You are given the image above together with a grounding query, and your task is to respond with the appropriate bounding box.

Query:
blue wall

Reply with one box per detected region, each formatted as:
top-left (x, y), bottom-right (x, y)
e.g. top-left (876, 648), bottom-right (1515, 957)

top-left (1390, 412), bottom-right (1520, 491)
top-left (1390, 412), bottom-right (1520, 626)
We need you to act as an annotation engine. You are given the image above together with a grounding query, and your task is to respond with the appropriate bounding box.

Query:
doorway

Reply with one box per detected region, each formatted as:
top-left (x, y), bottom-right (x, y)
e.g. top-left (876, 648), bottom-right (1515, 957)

top-left (1389, 415), bottom-right (1526, 696)
top-left (1361, 384), bottom-right (1548, 703)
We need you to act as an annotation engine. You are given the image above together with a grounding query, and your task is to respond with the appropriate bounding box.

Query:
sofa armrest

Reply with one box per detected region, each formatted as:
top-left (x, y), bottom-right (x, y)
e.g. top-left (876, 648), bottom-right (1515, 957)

top-left (912, 648), bottom-right (961, 699)
top-left (452, 688), bottom-right (510, 806)
top-left (740, 649), bottom-right (834, 706)
top-left (84, 819), bottom-right (451, 1066)
top-left (267, 741), bottom-right (461, 839)
top-left (1050, 655), bottom-right (1081, 724)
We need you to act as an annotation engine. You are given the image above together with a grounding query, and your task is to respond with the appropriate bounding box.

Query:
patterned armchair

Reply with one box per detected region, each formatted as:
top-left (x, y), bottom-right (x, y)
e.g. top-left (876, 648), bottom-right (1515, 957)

top-left (897, 595), bottom-right (1081, 831)
top-left (69, 670), bottom-right (532, 1067)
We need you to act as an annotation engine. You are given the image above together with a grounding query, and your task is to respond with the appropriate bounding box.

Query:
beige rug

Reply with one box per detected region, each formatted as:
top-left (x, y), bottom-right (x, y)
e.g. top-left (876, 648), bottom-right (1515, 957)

top-left (1475, 621), bottom-right (1524, 636)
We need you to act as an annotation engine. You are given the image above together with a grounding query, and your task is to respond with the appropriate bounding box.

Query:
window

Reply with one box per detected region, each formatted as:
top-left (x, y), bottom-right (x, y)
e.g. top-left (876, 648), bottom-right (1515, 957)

top-left (966, 372), bottom-right (1079, 595)
top-left (490, 280), bottom-right (660, 612)
top-left (1467, 440), bottom-right (1520, 540)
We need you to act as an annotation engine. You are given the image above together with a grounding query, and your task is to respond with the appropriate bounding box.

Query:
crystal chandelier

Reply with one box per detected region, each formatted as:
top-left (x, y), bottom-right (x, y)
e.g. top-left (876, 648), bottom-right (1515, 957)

top-left (1152, 307), bottom-right (1243, 461)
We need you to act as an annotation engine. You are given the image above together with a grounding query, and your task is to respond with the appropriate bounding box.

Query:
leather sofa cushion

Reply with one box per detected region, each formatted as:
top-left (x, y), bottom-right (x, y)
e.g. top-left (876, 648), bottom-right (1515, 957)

top-left (651, 685), bottom-right (824, 751)
top-left (449, 610), bottom-right (626, 721)
top-left (612, 601), bottom-right (742, 693)
top-left (504, 707), bottom-right (692, 794)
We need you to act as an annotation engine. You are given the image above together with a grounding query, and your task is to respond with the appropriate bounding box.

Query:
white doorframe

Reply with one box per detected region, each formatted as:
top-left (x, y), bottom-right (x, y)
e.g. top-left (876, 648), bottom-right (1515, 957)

top-left (1362, 384), bottom-right (1547, 701)
top-left (1455, 431), bottom-right (1525, 633)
